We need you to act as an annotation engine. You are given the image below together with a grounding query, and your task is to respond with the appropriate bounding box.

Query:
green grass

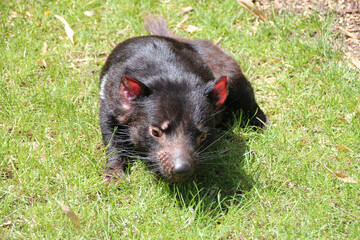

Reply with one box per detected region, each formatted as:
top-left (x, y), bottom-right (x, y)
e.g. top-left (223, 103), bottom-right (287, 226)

top-left (1, 0), bottom-right (359, 238)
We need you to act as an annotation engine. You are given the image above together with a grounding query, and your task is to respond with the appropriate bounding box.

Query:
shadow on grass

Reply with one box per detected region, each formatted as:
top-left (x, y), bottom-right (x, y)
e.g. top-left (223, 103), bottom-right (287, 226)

top-left (104, 116), bottom-right (261, 218)
top-left (164, 130), bottom-right (256, 218)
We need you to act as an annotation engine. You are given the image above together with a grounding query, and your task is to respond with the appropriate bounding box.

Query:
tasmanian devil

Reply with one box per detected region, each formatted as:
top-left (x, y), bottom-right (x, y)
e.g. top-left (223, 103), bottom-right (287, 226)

top-left (99, 16), bottom-right (268, 182)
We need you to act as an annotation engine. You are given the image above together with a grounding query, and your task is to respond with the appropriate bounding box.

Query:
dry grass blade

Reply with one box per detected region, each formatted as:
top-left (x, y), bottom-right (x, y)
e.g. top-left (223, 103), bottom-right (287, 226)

top-left (214, 37), bottom-right (222, 45)
top-left (346, 53), bottom-right (360, 69)
top-left (323, 165), bottom-right (359, 184)
top-left (236, 0), bottom-right (267, 21)
top-left (56, 200), bottom-right (80, 227)
top-left (340, 27), bottom-right (359, 40)
top-left (180, 6), bottom-right (194, 15)
top-left (54, 14), bottom-right (74, 44)
top-left (176, 14), bottom-right (189, 28)
top-left (41, 42), bottom-right (48, 56)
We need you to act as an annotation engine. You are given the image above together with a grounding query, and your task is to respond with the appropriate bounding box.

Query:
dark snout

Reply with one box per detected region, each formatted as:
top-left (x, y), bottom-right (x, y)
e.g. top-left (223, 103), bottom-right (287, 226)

top-left (158, 145), bottom-right (195, 182)
top-left (170, 148), bottom-right (194, 182)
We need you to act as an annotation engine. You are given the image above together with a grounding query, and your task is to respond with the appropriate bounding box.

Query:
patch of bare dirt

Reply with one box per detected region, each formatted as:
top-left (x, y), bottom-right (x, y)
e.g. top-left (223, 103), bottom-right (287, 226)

top-left (255, 0), bottom-right (360, 68)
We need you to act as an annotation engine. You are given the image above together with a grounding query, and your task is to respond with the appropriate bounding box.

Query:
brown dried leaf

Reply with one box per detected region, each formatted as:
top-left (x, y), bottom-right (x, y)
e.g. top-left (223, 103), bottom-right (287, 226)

top-left (37, 59), bottom-right (48, 68)
top-left (84, 11), bottom-right (95, 17)
top-left (340, 27), bottom-right (359, 40)
top-left (56, 201), bottom-right (80, 227)
top-left (0, 219), bottom-right (12, 227)
top-left (236, 0), bottom-right (267, 21)
top-left (0, 218), bottom-right (28, 227)
top-left (271, 59), bottom-right (280, 63)
top-left (9, 11), bottom-right (17, 19)
top-left (180, 6), bottom-right (194, 15)
top-left (350, 57), bottom-right (360, 69)
top-left (182, 25), bottom-right (201, 33)
top-left (54, 14), bottom-right (74, 44)
top-left (335, 145), bottom-right (351, 152)
top-left (324, 165), bottom-right (359, 183)
top-left (24, 12), bottom-right (32, 19)
top-left (273, 0), bottom-right (280, 16)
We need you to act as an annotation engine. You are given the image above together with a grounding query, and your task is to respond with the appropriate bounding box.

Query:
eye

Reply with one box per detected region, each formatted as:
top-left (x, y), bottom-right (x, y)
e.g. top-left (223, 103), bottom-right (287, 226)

top-left (149, 126), bottom-right (163, 138)
top-left (197, 132), bottom-right (207, 143)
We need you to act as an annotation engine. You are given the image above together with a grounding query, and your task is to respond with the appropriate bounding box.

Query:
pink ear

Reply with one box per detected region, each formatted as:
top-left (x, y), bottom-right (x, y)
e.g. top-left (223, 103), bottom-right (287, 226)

top-left (211, 76), bottom-right (228, 109)
top-left (120, 75), bottom-right (145, 111)
top-left (120, 75), bottom-right (144, 100)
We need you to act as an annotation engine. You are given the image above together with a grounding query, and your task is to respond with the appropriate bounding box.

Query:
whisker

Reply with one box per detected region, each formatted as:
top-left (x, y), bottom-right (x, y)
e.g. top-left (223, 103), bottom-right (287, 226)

top-left (197, 132), bottom-right (228, 154)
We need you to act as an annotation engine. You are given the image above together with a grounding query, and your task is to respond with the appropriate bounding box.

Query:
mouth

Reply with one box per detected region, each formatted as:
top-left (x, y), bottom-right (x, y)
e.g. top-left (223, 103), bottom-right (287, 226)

top-left (168, 171), bottom-right (193, 183)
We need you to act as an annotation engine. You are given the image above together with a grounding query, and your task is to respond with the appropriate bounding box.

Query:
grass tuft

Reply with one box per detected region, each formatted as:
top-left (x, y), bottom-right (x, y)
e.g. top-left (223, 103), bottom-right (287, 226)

top-left (1, 0), bottom-right (359, 238)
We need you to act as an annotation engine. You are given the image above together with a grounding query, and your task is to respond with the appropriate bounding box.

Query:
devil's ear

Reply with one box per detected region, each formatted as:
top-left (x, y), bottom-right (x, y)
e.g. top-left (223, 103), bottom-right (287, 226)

top-left (120, 75), bottom-right (147, 99)
top-left (120, 75), bottom-right (149, 110)
top-left (208, 76), bottom-right (228, 110)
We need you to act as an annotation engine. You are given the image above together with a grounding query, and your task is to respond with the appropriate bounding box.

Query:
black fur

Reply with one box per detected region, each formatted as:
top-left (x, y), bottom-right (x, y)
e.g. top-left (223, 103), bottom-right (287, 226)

top-left (99, 17), bottom-right (268, 182)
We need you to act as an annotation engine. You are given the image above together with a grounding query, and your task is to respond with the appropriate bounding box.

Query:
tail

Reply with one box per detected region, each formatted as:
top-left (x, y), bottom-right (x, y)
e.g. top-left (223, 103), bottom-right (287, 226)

top-left (144, 16), bottom-right (179, 39)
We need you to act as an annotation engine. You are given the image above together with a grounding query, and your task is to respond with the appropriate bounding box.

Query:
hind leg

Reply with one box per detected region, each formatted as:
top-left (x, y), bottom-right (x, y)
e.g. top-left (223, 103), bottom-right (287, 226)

top-left (226, 75), bottom-right (269, 129)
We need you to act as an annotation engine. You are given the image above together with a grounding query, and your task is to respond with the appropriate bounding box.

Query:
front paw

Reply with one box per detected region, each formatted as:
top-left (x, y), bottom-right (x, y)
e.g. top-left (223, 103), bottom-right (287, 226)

top-left (103, 165), bottom-right (126, 183)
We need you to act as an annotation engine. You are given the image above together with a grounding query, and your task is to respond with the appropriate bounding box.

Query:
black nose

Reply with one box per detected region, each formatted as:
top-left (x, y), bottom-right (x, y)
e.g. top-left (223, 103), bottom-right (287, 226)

top-left (170, 148), bottom-right (194, 182)
top-left (174, 162), bottom-right (191, 175)
top-left (173, 161), bottom-right (192, 175)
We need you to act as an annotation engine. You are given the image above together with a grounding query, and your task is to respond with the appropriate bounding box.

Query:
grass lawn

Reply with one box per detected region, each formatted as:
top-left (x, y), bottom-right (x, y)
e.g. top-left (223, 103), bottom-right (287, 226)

top-left (1, 0), bottom-right (359, 238)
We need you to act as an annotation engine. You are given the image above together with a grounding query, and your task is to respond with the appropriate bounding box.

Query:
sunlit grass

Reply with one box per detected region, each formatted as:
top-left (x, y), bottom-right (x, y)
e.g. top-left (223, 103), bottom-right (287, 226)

top-left (1, 0), bottom-right (359, 238)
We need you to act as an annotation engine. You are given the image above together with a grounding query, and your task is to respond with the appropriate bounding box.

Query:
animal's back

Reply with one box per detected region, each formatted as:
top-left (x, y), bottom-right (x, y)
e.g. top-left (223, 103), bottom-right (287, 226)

top-left (101, 35), bottom-right (214, 85)
top-left (144, 16), bottom-right (241, 78)
top-left (144, 16), bottom-right (269, 128)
